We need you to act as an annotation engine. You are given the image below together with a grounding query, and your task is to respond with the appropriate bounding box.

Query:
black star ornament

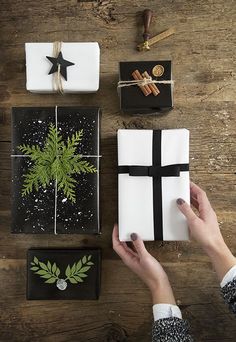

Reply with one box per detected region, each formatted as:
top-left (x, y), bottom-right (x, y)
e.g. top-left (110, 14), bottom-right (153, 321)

top-left (46, 52), bottom-right (75, 81)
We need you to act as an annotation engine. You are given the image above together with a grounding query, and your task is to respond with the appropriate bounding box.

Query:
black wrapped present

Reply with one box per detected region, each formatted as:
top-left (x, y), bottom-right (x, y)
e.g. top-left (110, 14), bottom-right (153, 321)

top-left (27, 248), bottom-right (101, 300)
top-left (119, 61), bottom-right (173, 114)
top-left (11, 106), bottom-right (101, 234)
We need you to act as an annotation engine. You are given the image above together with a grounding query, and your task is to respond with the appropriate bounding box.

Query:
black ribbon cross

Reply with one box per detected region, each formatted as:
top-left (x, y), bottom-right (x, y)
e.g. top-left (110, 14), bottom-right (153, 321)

top-left (118, 130), bottom-right (189, 240)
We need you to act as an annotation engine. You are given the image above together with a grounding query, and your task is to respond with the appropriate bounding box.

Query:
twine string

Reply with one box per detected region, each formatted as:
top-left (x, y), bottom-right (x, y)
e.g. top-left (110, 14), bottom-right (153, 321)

top-left (52, 41), bottom-right (64, 94)
top-left (117, 77), bottom-right (174, 89)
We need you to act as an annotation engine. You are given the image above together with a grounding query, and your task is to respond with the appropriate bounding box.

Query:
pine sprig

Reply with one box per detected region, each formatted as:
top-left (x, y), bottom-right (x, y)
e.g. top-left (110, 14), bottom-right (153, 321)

top-left (64, 255), bottom-right (94, 284)
top-left (18, 123), bottom-right (97, 203)
top-left (30, 256), bottom-right (60, 284)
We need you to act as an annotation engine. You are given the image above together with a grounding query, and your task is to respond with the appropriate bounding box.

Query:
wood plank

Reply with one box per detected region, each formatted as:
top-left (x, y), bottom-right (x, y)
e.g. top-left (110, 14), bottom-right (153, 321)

top-left (0, 0), bottom-right (235, 340)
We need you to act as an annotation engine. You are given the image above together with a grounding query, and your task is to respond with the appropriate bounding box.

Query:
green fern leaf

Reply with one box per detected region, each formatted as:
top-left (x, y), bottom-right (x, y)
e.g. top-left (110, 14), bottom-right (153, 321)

top-left (18, 124), bottom-right (96, 203)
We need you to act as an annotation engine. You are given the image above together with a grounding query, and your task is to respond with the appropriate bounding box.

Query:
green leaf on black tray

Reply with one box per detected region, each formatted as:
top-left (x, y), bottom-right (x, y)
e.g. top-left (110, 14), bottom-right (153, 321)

top-left (82, 256), bottom-right (87, 264)
top-left (30, 266), bottom-right (39, 271)
top-left (64, 255), bottom-right (93, 284)
top-left (65, 264), bottom-right (71, 278)
top-left (74, 275), bottom-right (83, 282)
top-left (68, 277), bottom-right (77, 284)
top-left (78, 273), bottom-right (88, 278)
top-left (47, 261), bottom-right (51, 271)
top-left (41, 274), bottom-right (53, 279)
top-left (71, 262), bottom-right (76, 275)
top-left (30, 256), bottom-right (93, 289)
top-left (76, 260), bottom-right (82, 271)
top-left (79, 266), bottom-right (90, 273)
top-left (31, 257), bottom-right (61, 285)
top-left (36, 269), bottom-right (48, 276)
top-left (45, 277), bottom-right (57, 284)
top-left (52, 262), bottom-right (57, 274)
top-left (39, 262), bottom-right (48, 271)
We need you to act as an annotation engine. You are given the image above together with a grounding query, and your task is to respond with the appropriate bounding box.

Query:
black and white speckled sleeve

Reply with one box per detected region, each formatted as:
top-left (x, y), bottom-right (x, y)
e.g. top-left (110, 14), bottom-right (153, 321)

top-left (221, 278), bottom-right (236, 314)
top-left (152, 317), bottom-right (193, 341)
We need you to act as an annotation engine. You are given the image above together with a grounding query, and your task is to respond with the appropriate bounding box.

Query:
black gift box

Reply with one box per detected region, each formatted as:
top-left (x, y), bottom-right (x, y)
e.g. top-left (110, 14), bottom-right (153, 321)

top-left (119, 61), bottom-right (173, 114)
top-left (27, 248), bottom-right (101, 300)
top-left (11, 106), bottom-right (101, 234)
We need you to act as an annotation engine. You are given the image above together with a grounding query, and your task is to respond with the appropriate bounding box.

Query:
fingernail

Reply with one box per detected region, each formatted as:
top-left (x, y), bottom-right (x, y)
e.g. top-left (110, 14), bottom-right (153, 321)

top-left (177, 198), bottom-right (185, 205)
top-left (130, 233), bottom-right (138, 241)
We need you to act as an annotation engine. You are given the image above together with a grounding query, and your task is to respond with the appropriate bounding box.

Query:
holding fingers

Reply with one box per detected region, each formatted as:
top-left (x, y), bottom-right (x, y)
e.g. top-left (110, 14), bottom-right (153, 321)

top-left (112, 224), bottom-right (176, 305)
top-left (177, 182), bottom-right (236, 281)
top-left (176, 182), bottom-right (222, 250)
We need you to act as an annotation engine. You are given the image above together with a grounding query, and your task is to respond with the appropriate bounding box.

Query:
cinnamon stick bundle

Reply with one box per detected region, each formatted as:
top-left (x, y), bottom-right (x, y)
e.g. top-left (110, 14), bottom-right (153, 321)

top-left (142, 71), bottom-right (160, 96)
top-left (131, 69), bottom-right (152, 96)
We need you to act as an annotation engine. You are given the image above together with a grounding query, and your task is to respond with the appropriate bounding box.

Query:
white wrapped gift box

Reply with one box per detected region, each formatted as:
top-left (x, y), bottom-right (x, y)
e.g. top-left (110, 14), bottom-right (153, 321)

top-left (25, 42), bottom-right (100, 93)
top-left (118, 129), bottom-right (190, 241)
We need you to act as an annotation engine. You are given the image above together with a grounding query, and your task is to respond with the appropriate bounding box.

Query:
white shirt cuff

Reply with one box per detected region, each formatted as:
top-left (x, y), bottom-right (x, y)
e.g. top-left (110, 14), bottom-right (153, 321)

top-left (153, 303), bottom-right (182, 321)
top-left (220, 264), bottom-right (236, 288)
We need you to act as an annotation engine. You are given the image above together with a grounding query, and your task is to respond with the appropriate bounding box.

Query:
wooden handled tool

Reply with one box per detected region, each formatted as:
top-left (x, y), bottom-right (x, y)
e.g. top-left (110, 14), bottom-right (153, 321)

top-left (137, 9), bottom-right (175, 51)
top-left (142, 9), bottom-right (153, 50)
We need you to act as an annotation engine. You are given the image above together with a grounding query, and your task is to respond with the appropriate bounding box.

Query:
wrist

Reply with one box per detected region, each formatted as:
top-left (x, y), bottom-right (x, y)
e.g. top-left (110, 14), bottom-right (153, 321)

top-left (148, 272), bottom-right (169, 292)
top-left (204, 237), bottom-right (228, 257)
top-left (149, 275), bottom-right (176, 305)
top-left (204, 238), bottom-right (236, 282)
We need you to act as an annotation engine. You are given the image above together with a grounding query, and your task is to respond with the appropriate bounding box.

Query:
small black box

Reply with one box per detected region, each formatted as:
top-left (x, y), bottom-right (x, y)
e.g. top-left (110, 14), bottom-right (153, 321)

top-left (27, 248), bottom-right (101, 300)
top-left (119, 61), bottom-right (173, 114)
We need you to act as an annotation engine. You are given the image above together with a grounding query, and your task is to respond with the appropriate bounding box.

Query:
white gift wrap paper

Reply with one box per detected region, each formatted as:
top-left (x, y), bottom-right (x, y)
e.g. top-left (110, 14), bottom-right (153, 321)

top-left (118, 129), bottom-right (190, 241)
top-left (25, 42), bottom-right (100, 93)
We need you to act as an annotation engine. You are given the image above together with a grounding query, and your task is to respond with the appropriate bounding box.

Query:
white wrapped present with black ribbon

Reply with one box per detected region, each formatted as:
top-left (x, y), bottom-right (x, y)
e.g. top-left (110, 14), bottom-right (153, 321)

top-left (118, 129), bottom-right (190, 241)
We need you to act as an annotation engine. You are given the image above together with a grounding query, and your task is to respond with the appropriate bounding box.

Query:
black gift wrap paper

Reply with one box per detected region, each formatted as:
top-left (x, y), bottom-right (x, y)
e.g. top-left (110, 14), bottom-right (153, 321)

top-left (11, 107), bottom-right (101, 234)
top-left (27, 248), bottom-right (101, 300)
top-left (119, 61), bottom-right (173, 114)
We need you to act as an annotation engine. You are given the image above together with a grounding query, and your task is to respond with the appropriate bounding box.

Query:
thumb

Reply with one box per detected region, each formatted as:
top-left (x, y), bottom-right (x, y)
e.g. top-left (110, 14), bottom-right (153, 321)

top-left (176, 198), bottom-right (199, 224)
top-left (130, 233), bottom-right (148, 257)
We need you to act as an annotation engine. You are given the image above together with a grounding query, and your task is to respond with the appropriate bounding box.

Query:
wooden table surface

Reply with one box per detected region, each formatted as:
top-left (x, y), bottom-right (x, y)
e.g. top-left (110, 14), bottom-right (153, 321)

top-left (0, 0), bottom-right (235, 341)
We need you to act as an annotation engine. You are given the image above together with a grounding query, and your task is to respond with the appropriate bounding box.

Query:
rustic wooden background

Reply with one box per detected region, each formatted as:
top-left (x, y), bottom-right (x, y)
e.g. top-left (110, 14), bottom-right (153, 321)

top-left (0, 0), bottom-right (235, 341)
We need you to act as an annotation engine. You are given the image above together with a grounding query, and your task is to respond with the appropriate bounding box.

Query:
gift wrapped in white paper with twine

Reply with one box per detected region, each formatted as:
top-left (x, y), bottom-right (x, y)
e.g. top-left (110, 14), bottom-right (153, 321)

top-left (25, 42), bottom-right (100, 94)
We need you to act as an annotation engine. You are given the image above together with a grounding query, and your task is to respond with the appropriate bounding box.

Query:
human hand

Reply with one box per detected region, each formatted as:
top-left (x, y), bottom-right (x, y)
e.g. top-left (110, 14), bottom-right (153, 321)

top-left (112, 224), bottom-right (176, 304)
top-left (176, 182), bottom-right (223, 252)
top-left (177, 182), bottom-right (236, 281)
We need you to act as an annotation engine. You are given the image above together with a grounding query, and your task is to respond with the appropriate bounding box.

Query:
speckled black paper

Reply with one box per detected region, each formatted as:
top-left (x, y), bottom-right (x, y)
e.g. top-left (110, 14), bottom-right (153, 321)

top-left (119, 61), bottom-right (173, 114)
top-left (27, 248), bottom-right (101, 300)
top-left (11, 107), bottom-right (101, 234)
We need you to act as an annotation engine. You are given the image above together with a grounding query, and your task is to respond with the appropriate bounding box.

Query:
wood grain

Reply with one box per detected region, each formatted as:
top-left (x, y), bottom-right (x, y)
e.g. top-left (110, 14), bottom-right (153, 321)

top-left (0, 0), bottom-right (236, 341)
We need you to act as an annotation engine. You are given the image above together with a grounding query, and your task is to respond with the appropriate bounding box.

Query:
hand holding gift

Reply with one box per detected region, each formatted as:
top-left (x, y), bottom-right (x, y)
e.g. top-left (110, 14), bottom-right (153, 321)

top-left (177, 182), bottom-right (236, 282)
top-left (112, 224), bottom-right (176, 305)
top-left (113, 182), bottom-right (236, 304)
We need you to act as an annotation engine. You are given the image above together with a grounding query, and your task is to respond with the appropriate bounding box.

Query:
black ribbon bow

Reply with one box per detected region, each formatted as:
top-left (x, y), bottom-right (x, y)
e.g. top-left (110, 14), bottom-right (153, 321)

top-left (118, 164), bottom-right (188, 178)
top-left (118, 130), bottom-right (189, 240)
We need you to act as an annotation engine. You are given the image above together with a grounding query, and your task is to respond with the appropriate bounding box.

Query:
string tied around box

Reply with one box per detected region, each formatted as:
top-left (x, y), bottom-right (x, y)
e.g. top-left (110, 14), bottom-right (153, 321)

top-left (117, 77), bottom-right (174, 89)
top-left (53, 41), bottom-right (63, 94)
